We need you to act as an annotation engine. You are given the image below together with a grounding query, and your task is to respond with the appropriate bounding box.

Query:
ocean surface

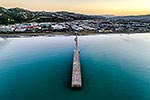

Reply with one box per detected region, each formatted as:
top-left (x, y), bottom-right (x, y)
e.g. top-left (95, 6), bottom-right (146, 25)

top-left (0, 33), bottom-right (150, 100)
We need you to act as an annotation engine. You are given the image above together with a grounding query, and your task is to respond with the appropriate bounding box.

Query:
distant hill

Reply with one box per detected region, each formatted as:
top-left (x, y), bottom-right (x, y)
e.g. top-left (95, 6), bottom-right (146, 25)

top-left (101, 15), bottom-right (116, 18)
top-left (109, 15), bottom-right (150, 22)
top-left (0, 7), bottom-right (105, 24)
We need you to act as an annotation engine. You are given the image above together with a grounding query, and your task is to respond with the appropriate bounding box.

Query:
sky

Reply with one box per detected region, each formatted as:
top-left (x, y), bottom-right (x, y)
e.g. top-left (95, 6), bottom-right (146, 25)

top-left (0, 0), bottom-right (150, 15)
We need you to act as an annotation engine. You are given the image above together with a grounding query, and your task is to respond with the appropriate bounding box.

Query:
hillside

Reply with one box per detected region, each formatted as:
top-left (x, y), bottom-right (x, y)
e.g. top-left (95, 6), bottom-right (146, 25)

top-left (0, 7), bottom-right (105, 24)
top-left (1, 7), bottom-right (150, 25)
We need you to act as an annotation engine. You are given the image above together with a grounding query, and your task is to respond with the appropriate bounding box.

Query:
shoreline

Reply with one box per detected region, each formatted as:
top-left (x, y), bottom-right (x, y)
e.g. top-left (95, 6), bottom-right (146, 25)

top-left (0, 32), bottom-right (150, 38)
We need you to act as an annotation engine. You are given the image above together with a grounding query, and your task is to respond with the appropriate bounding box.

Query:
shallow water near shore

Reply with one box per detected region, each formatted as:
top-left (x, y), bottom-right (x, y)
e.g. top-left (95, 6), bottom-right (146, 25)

top-left (0, 33), bottom-right (150, 100)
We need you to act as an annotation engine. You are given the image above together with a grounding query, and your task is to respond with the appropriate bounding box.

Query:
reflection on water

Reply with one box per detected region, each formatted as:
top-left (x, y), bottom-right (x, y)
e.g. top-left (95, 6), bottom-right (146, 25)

top-left (0, 38), bottom-right (11, 49)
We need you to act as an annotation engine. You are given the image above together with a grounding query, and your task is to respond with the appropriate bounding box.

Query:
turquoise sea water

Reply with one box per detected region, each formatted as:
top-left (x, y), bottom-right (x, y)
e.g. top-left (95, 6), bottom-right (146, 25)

top-left (0, 33), bottom-right (150, 100)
